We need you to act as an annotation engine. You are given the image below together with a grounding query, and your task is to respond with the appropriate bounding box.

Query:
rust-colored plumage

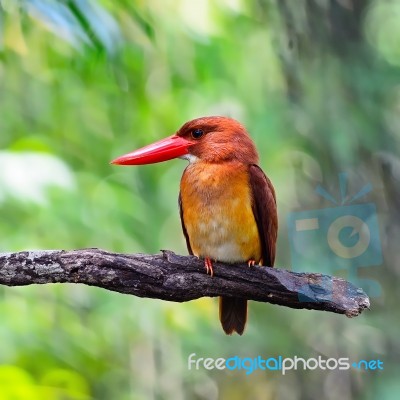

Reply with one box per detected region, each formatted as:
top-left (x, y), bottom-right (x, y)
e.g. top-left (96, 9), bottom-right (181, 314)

top-left (111, 116), bottom-right (278, 335)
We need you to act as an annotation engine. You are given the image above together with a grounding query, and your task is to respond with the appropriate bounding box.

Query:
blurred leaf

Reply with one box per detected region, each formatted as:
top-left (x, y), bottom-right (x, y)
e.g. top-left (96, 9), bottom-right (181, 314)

top-left (0, 365), bottom-right (39, 400)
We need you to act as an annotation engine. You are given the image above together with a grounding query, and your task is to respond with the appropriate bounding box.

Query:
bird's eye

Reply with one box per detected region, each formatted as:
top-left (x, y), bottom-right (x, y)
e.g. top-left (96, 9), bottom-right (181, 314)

top-left (191, 129), bottom-right (204, 139)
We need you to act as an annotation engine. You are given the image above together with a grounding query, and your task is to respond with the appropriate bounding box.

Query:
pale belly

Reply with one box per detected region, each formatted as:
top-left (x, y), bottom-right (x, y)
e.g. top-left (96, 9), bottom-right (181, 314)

top-left (180, 163), bottom-right (262, 263)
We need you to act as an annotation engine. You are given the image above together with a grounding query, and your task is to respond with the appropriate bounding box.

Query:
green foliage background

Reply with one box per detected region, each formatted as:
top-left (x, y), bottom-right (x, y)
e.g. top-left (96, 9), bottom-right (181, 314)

top-left (0, 0), bottom-right (399, 399)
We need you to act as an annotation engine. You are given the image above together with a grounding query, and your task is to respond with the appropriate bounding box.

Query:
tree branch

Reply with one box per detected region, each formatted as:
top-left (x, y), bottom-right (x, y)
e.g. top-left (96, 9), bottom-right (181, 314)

top-left (0, 248), bottom-right (369, 317)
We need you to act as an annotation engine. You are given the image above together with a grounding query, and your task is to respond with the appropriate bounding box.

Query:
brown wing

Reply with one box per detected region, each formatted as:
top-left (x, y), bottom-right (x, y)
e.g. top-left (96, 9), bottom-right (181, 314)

top-left (178, 192), bottom-right (193, 255)
top-left (248, 164), bottom-right (278, 267)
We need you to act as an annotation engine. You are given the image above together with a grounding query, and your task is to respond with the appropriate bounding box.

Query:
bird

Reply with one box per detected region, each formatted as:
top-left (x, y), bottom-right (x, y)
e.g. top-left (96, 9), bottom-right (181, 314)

top-left (111, 116), bottom-right (278, 335)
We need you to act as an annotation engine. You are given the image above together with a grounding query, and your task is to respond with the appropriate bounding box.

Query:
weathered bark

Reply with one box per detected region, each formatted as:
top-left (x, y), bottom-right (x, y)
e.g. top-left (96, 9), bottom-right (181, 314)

top-left (0, 248), bottom-right (369, 317)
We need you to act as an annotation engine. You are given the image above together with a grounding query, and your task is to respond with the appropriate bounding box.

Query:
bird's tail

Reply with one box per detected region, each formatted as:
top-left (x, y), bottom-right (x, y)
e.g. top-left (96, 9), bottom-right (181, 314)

top-left (219, 296), bottom-right (247, 335)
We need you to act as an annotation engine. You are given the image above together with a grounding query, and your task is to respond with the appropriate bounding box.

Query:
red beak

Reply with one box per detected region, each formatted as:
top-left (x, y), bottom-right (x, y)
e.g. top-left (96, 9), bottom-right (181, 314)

top-left (111, 134), bottom-right (194, 165)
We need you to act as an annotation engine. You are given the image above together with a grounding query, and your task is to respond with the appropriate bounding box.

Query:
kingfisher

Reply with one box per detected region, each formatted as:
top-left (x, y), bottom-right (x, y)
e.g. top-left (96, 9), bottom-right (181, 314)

top-left (111, 116), bottom-right (278, 335)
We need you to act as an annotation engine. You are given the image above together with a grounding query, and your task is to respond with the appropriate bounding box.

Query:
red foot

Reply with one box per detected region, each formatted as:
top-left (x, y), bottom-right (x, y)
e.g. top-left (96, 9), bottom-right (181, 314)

top-left (205, 257), bottom-right (214, 277)
top-left (248, 259), bottom-right (256, 267)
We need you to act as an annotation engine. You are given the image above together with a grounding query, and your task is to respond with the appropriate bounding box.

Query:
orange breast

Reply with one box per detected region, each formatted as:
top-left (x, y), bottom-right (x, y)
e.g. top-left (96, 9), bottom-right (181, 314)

top-left (180, 161), bottom-right (261, 263)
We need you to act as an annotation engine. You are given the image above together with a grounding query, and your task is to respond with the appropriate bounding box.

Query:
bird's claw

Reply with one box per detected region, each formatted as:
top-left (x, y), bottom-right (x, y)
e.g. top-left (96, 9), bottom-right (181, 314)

top-left (248, 259), bottom-right (256, 267)
top-left (205, 257), bottom-right (214, 277)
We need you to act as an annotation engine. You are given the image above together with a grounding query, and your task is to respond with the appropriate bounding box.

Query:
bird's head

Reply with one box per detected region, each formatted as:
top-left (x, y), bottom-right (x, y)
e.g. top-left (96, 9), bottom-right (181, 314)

top-left (111, 116), bottom-right (259, 166)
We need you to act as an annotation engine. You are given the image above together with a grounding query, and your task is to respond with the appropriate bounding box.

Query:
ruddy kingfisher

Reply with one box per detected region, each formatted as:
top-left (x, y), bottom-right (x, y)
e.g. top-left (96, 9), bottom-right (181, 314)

top-left (111, 116), bottom-right (278, 335)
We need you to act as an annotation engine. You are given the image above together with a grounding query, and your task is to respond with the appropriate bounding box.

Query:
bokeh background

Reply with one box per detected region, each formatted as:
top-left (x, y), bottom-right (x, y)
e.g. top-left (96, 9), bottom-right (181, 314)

top-left (0, 0), bottom-right (399, 399)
